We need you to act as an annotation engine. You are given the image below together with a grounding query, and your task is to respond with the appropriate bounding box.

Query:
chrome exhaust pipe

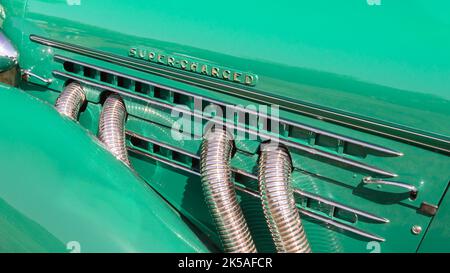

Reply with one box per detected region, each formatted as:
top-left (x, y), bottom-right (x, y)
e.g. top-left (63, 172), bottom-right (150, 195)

top-left (200, 127), bottom-right (257, 253)
top-left (98, 93), bottom-right (131, 167)
top-left (258, 143), bottom-right (311, 253)
top-left (55, 82), bottom-right (86, 120)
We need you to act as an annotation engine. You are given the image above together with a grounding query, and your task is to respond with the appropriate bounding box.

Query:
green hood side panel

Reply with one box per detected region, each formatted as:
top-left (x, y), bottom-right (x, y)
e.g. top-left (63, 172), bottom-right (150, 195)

top-left (0, 0), bottom-right (449, 253)
top-left (0, 83), bottom-right (210, 253)
top-left (4, 0), bottom-right (450, 144)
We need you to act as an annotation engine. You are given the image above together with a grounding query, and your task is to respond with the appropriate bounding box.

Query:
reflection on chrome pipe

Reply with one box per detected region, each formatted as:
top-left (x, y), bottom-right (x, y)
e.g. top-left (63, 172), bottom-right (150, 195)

top-left (258, 143), bottom-right (311, 253)
top-left (0, 32), bottom-right (18, 72)
top-left (98, 93), bottom-right (131, 167)
top-left (55, 82), bottom-right (86, 120)
top-left (200, 127), bottom-right (257, 253)
top-left (0, 32), bottom-right (18, 86)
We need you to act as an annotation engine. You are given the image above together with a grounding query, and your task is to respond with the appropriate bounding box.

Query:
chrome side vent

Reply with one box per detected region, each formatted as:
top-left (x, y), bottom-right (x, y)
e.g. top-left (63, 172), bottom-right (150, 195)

top-left (53, 55), bottom-right (401, 178)
top-left (52, 55), bottom-right (403, 243)
top-left (126, 131), bottom-right (386, 242)
top-left (59, 55), bottom-right (402, 157)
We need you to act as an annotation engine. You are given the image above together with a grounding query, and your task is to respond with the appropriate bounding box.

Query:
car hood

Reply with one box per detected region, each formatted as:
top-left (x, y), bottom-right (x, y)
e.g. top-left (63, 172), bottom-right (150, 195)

top-left (5, 0), bottom-right (450, 148)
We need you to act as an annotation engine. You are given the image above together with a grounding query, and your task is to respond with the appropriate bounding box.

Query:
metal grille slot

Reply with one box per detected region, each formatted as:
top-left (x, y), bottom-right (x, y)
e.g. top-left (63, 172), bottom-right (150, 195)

top-left (53, 55), bottom-right (401, 178)
top-left (52, 54), bottom-right (393, 243)
top-left (31, 34), bottom-right (450, 154)
top-left (126, 131), bottom-right (386, 242)
top-left (58, 55), bottom-right (402, 156)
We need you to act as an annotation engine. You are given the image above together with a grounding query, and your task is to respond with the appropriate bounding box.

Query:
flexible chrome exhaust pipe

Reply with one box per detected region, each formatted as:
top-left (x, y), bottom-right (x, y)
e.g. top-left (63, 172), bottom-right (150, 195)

top-left (200, 127), bottom-right (257, 253)
top-left (258, 143), bottom-right (311, 253)
top-left (98, 93), bottom-right (131, 167)
top-left (55, 82), bottom-right (86, 120)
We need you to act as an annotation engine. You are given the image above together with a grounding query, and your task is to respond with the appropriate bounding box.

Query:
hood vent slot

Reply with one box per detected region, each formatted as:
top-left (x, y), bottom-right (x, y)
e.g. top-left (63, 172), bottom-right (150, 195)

top-left (126, 130), bottom-right (386, 242)
top-left (52, 54), bottom-right (403, 243)
top-left (54, 55), bottom-right (402, 178)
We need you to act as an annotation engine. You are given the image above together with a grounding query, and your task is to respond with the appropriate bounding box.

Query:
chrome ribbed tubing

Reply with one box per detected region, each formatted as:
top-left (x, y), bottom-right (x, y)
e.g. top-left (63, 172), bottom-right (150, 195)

top-left (259, 143), bottom-right (311, 253)
top-left (200, 128), bottom-right (257, 253)
top-left (55, 82), bottom-right (86, 120)
top-left (98, 93), bottom-right (131, 167)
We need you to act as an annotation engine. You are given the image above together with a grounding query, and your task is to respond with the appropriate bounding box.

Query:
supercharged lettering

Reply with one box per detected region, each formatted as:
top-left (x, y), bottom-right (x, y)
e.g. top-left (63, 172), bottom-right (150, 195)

top-left (129, 47), bottom-right (258, 86)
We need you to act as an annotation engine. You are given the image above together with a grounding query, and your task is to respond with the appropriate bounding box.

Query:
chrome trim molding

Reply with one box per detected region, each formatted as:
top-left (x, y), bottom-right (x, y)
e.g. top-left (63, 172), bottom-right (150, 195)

top-left (127, 130), bottom-right (389, 224)
top-left (53, 70), bottom-right (398, 177)
top-left (55, 54), bottom-right (403, 158)
top-left (297, 208), bottom-right (385, 242)
top-left (294, 189), bottom-right (390, 223)
top-left (363, 176), bottom-right (418, 199)
top-left (127, 145), bottom-right (386, 242)
top-left (30, 35), bottom-right (450, 154)
top-left (21, 69), bottom-right (53, 84)
top-left (127, 131), bottom-right (200, 159)
top-left (232, 185), bottom-right (384, 242)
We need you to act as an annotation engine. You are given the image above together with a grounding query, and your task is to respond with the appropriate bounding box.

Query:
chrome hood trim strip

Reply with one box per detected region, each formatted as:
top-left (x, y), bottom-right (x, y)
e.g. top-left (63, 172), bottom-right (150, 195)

top-left (53, 70), bottom-right (398, 178)
top-left (30, 35), bottom-right (450, 154)
top-left (127, 146), bottom-right (386, 242)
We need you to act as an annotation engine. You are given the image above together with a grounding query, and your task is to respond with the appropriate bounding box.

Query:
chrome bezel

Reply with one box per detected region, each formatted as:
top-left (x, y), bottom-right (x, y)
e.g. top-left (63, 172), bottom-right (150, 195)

top-left (0, 31), bottom-right (18, 86)
top-left (0, 31), bottom-right (18, 72)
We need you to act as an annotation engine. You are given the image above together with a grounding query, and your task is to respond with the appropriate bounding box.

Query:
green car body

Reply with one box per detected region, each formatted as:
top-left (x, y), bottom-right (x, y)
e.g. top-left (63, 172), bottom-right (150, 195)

top-left (0, 0), bottom-right (449, 252)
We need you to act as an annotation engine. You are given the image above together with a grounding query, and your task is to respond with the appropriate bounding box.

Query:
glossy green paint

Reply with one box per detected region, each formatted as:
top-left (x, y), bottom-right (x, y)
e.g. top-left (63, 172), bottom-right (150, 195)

top-left (4, 0), bottom-right (450, 148)
top-left (0, 0), bottom-right (449, 253)
top-left (0, 83), bottom-right (210, 253)
top-left (21, 59), bottom-right (450, 252)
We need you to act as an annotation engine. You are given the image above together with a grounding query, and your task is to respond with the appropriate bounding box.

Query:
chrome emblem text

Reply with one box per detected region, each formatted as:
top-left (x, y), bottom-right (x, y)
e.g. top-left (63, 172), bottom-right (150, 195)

top-left (129, 47), bottom-right (257, 86)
